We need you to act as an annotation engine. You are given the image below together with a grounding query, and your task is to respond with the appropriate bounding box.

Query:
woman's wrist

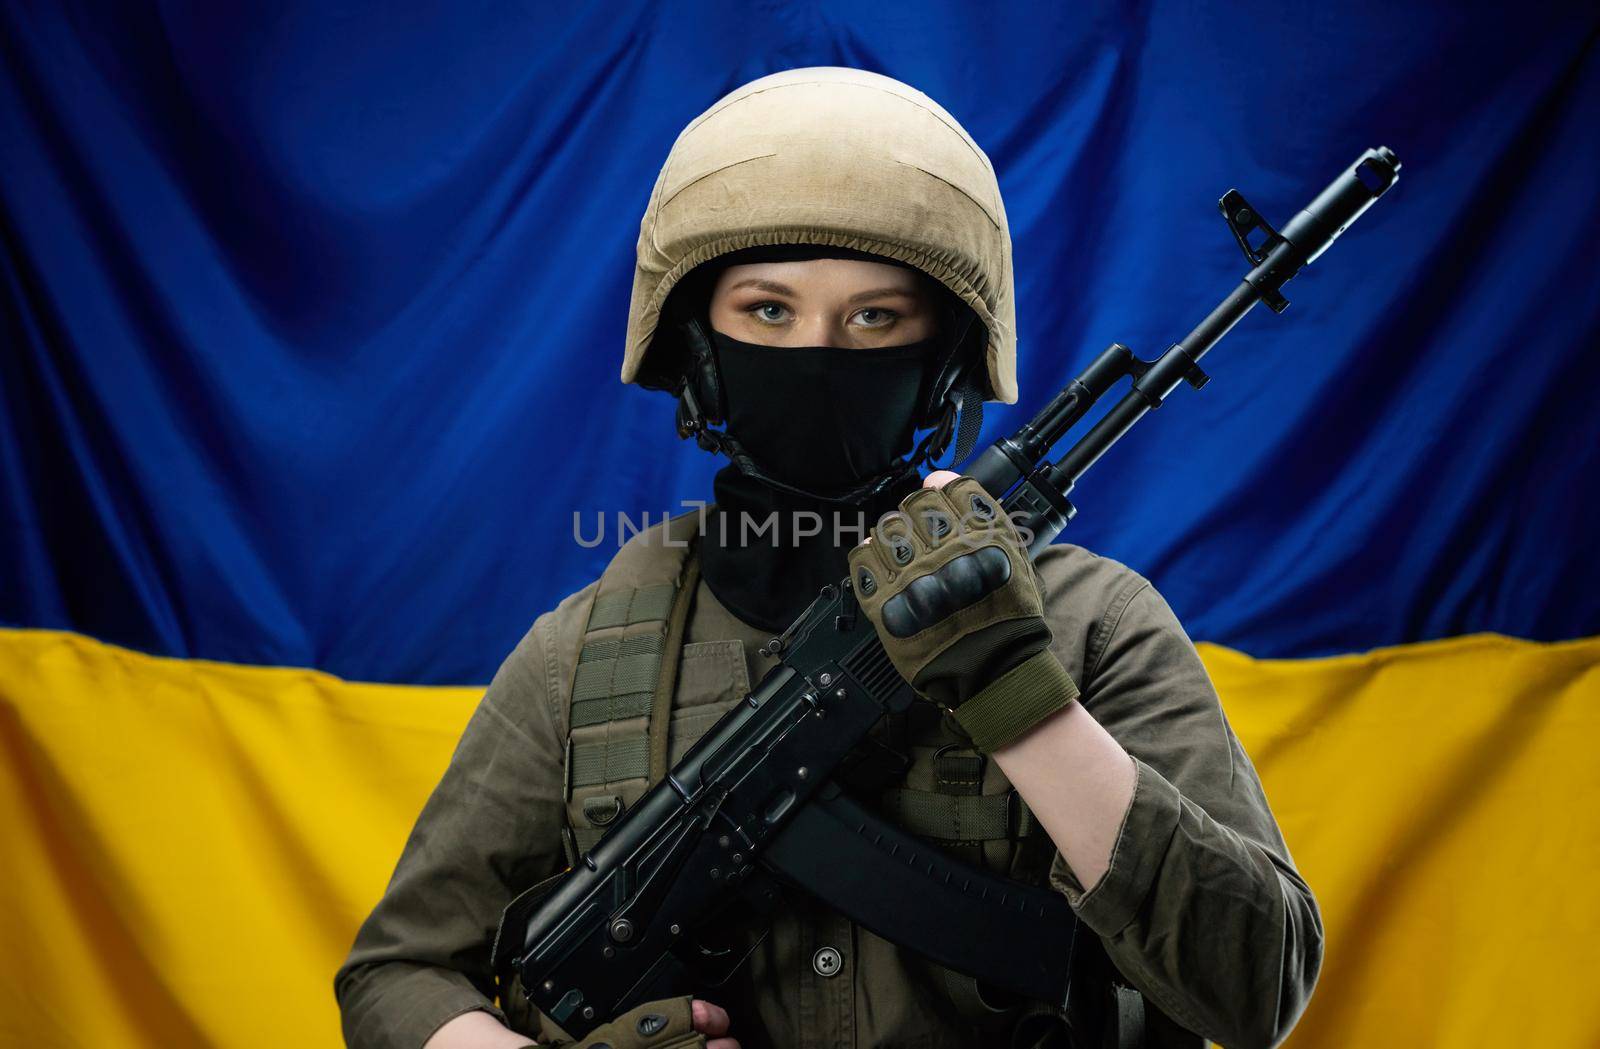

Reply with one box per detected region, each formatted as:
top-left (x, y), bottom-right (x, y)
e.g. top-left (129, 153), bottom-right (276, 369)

top-left (423, 1008), bottom-right (537, 1049)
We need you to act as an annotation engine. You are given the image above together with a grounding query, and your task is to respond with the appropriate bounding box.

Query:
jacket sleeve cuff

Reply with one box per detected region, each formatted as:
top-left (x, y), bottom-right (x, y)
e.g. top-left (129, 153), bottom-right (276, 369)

top-left (1047, 755), bottom-right (1183, 937)
top-left (340, 963), bottom-right (509, 1049)
top-left (951, 649), bottom-right (1080, 753)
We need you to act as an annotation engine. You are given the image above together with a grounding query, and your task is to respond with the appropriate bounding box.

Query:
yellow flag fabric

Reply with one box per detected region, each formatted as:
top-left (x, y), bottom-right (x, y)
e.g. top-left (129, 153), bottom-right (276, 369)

top-left (2, 627), bottom-right (1597, 1048)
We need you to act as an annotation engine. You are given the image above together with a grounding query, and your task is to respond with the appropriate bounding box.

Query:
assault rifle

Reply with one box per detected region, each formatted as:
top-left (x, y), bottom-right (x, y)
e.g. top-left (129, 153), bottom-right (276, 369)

top-left (492, 148), bottom-right (1401, 1035)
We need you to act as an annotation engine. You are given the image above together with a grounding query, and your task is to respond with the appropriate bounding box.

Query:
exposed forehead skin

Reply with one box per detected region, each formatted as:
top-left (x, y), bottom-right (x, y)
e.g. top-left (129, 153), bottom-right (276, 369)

top-left (711, 257), bottom-right (933, 301)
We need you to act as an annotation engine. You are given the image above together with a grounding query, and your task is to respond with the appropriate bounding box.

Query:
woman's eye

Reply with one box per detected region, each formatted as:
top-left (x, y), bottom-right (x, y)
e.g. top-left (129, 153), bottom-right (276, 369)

top-left (749, 302), bottom-right (790, 324)
top-left (853, 308), bottom-right (898, 328)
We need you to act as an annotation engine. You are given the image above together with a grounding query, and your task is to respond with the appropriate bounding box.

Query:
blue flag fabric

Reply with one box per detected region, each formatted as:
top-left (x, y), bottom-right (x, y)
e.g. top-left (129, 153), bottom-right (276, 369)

top-left (2, 2), bottom-right (1597, 685)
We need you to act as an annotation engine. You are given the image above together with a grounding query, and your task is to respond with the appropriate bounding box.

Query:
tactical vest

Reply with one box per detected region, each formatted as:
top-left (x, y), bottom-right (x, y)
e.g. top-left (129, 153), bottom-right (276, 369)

top-left (551, 511), bottom-right (1142, 1048)
top-left (557, 511), bottom-right (1047, 872)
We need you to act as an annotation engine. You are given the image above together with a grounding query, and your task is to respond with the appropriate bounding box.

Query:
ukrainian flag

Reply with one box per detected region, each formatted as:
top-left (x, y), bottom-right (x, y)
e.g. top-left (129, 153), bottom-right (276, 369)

top-left (2, 4), bottom-right (1596, 1047)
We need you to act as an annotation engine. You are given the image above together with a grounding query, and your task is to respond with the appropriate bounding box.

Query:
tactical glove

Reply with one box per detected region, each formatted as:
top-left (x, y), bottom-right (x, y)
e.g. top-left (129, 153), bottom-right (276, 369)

top-left (847, 475), bottom-right (1080, 753)
top-left (529, 995), bottom-right (705, 1049)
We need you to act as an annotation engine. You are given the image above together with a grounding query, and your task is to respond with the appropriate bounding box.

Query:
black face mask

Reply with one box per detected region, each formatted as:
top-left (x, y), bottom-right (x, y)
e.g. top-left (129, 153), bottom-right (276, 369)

top-left (710, 328), bottom-right (936, 495)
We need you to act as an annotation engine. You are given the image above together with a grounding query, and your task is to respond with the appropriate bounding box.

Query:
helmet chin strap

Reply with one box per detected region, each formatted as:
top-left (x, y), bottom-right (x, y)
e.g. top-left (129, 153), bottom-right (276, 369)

top-left (673, 311), bottom-right (983, 507)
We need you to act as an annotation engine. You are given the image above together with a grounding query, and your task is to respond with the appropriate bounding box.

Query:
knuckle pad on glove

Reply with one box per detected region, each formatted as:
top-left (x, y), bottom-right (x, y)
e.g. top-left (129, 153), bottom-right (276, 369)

top-left (871, 513), bottom-right (914, 557)
top-left (880, 546), bottom-right (1012, 638)
top-left (853, 475), bottom-right (1053, 712)
top-left (899, 487), bottom-right (951, 544)
top-left (947, 477), bottom-right (1023, 546)
top-left (849, 541), bottom-right (890, 597)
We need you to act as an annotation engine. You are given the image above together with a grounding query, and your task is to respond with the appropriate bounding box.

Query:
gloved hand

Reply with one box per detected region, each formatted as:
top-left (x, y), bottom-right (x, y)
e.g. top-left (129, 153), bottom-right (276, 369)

top-left (530, 995), bottom-right (737, 1049)
top-left (847, 472), bottom-right (1080, 753)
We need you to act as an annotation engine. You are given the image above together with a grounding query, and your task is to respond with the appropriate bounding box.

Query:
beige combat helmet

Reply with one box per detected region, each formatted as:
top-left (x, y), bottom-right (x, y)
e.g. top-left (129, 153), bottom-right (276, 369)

top-left (622, 66), bottom-right (1018, 405)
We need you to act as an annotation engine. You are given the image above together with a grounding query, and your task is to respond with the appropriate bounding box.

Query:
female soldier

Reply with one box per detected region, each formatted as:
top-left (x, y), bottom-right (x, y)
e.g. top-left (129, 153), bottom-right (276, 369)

top-left (336, 67), bottom-right (1321, 1049)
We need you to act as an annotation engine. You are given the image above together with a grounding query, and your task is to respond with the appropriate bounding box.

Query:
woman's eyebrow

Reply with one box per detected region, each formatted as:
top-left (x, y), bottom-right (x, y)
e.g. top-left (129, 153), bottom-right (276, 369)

top-left (726, 278), bottom-right (919, 303)
top-left (727, 278), bottom-right (797, 296)
top-left (846, 287), bottom-right (918, 304)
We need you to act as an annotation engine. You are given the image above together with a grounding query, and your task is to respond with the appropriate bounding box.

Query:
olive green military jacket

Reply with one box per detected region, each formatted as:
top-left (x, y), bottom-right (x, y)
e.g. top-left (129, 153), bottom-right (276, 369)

top-left (335, 527), bottom-right (1322, 1049)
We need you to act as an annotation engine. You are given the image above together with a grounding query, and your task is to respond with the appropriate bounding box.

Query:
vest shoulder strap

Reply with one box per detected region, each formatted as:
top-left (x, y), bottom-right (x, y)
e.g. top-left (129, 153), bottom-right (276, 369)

top-left (561, 510), bottom-right (700, 859)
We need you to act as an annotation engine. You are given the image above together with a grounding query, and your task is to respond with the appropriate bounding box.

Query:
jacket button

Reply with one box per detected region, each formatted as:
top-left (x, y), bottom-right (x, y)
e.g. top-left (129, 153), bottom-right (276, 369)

top-left (812, 946), bottom-right (842, 977)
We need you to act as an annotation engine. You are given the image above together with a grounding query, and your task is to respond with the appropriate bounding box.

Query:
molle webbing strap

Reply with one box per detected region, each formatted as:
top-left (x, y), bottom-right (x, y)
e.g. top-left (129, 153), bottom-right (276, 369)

top-left (878, 745), bottom-right (1039, 844)
top-left (563, 511), bottom-right (700, 856)
top-left (570, 735), bottom-right (651, 787)
top-left (569, 631), bottom-right (666, 730)
top-left (649, 557), bottom-right (700, 784)
top-left (935, 751), bottom-right (984, 795)
top-left (568, 585), bottom-right (676, 787)
top-left (877, 786), bottom-right (1037, 843)
top-left (586, 583), bottom-right (676, 631)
